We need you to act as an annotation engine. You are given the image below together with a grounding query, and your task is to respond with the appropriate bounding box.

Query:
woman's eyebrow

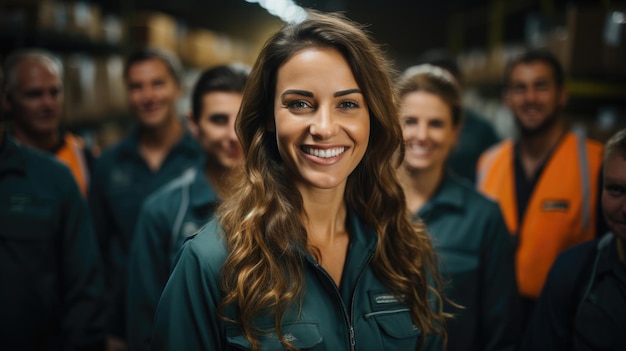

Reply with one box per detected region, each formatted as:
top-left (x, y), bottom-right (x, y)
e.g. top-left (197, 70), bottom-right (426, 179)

top-left (281, 89), bottom-right (313, 97)
top-left (334, 89), bottom-right (362, 97)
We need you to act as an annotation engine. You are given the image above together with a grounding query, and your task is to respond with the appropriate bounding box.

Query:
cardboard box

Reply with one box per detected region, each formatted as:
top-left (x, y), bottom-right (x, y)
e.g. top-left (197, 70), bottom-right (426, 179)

top-left (132, 11), bottom-right (178, 55)
top-left (64, 54), bottom-right (129, 124)
top-left (97, 55), bottom-right (127, 113)
top-left (63, 54), bottom-right (94, 122)
top-left (180, 28), bottom-right (235, 68)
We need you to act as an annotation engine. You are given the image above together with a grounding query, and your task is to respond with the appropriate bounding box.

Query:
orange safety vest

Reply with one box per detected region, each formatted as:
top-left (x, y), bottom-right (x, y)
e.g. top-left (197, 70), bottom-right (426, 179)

top-left (55, 133), bottom-right (90, 197)
top-left (477, 132), bottom-right (603, 298)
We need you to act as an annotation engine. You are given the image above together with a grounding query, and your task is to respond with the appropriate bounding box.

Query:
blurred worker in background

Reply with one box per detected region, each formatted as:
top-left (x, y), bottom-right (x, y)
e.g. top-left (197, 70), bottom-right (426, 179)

top-left (126, 63), bottom-right (249, 351)
top-left (396, 64), bottom-right (521, 351)
top-left (88, 47), bottom-right (201, 351)
top-left (0, 64), bottom-right (106, 351)
top-left (477, 48), bottom-right (605, 329)
top-left (415, 48), bottom-right (500, 184)
top-left (521, 128), bottom-right (626, 350)
top-left (2, 48), bottom-right (95, 196)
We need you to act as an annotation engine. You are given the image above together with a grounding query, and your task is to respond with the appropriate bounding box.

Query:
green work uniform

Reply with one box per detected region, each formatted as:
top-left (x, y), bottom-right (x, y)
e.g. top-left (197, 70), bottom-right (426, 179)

top-left (152, 210), bottom-right (442, 350)
top-left (127, 165), bottom-right (219, 351)
top-left (416, 172), bottom-right (521, 351)
top-left (88, 126), bottom-right (201, 340)
top-left (0, 134), bottom-right (105, 350)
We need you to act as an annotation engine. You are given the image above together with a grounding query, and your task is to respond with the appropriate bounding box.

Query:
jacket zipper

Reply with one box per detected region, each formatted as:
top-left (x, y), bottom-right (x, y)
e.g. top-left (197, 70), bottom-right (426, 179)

top-left (311, 262), bottom-right (355, 351)
top-left (311, 250), bottom-right (374, 351)
top-left (349, 254), bottom-right (373, 350)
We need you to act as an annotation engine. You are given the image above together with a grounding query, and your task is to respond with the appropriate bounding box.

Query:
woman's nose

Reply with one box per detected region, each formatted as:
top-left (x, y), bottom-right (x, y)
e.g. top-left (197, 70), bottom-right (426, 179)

top-left (309, 107), bottom-right (338, 139)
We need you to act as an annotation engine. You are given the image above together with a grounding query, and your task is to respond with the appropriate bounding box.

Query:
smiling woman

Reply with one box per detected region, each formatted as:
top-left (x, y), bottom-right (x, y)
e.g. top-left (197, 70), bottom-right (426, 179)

top-left (395, 64), bottom-right (522, 351)
top-left (151, 10), bottom-right (448, 351)
top-left (273, 47), bottom-right (369, 192)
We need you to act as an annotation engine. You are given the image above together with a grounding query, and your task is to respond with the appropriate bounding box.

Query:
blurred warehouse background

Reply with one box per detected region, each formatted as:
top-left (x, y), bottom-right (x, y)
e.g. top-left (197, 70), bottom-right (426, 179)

top-left (1, 0), bottom-right (625, 148)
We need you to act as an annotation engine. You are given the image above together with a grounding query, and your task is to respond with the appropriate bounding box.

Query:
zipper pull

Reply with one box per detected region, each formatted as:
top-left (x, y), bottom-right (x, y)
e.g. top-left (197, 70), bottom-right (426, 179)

top-left (349, 325), bottom-right (355, 348)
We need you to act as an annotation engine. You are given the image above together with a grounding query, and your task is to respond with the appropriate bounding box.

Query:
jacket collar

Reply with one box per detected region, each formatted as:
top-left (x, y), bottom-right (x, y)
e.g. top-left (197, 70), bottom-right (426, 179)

top-left (596, 236), bottom-right (626, 283)
top-left (347, 207), bottom-right (379, 254)
top-left (417, 171), bottom-right (466, 218)
top-left (117, 124), bottom-right (200, 161)
top-left (189, 162), bottom-right (220, 210)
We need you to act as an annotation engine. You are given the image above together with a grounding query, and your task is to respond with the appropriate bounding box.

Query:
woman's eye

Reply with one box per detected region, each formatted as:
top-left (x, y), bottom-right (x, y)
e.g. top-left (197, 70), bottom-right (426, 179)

top-left (403, 118), bottom-right (417, 126)
top-left (430, 120), bottom-right (446, 128)
top-left (338, 100), bottom-right (359, 109)
top-left (285, 100), bottom-right (312, 110)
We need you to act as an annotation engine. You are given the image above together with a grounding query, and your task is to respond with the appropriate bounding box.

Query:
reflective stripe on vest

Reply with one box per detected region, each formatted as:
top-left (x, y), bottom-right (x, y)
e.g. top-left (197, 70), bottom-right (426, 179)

top-left (477, 132), bottom-right (603, 298)
top-left (55, 133), bottom-right (90, 197)
top-left (576, 131), bottom-right (591, 233)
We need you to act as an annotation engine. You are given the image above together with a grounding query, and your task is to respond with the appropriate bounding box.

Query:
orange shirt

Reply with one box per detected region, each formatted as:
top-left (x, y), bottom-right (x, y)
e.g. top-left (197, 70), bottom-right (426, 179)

top-left (55, 133), bottom-right (91, 197)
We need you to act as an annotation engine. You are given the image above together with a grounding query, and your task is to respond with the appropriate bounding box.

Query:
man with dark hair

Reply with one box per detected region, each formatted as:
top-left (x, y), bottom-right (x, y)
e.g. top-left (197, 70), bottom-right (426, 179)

top-left (0, 63), bottom-right (106, 350)
top-left (126, 63), bottom-right (249, 351)
top-left (414, 48), bottom-right (500, 183)
top-left (477, 48), bottom-right (604, 327)
top-left (88, 47), bottom-right (201, 350)
top-left (2, 48), bottom-right (95, 196)
top-left (521, 128), bottom-right (626, 350)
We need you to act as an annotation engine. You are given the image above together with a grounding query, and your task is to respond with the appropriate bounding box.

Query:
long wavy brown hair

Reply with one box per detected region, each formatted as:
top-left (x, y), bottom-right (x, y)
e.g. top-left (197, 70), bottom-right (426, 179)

top-left (217, 10), bottom-right (447, 350)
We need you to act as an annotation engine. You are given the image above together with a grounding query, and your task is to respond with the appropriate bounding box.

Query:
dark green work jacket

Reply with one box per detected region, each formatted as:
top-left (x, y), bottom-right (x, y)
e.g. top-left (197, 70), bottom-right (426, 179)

top-left (417, 173), bottom-right (521, 351)
top-left (127, 165), bottom-right (219, 351)
top-left (151, 210), bottom-right (441, 350)
top-left (88, 126), bottom-right (201, 339)
top-left (0, 135), bottom-right (105, 350)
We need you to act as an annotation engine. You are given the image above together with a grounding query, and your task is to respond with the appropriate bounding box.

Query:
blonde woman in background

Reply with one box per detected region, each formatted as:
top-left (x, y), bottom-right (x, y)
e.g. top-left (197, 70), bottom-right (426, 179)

top-left (396, 64), bottom-right (522, 351)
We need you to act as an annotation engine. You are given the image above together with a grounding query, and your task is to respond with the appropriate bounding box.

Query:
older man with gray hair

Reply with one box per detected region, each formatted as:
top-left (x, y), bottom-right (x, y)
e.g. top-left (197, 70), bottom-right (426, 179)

top-left (2, 48), bottom-right (94, 196)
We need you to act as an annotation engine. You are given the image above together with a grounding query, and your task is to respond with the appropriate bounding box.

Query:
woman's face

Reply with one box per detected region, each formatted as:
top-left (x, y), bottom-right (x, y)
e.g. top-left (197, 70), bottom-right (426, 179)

top-left (400, 91), bottom-right (459, 173)
top-left (273, 47), bottom-right (370, 192)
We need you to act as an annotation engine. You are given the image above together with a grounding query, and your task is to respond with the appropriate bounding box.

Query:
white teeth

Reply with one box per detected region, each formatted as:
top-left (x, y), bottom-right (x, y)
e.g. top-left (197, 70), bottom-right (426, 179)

top-left (409, 144), bottom-right (430, 154)
top-left (303, 147), bottom-right (346, 158)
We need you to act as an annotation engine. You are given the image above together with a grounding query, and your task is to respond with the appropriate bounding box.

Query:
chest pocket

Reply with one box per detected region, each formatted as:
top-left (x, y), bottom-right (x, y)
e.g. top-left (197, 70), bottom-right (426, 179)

top-left (0, 196), bottom-right (56, 243)
top-left (365, 291), bottom-right (421, 350)
top-left (366, 308), bottom-right (421, 350)
top-left (226, 322), bottom-right (323, 350)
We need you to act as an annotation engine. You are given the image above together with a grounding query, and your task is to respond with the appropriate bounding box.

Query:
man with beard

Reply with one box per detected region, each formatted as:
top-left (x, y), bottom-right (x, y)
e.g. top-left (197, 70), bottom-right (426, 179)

top-left (477, 49), bottom-right (604, 329)
top-left (88, 48), bottom-right (201, 350)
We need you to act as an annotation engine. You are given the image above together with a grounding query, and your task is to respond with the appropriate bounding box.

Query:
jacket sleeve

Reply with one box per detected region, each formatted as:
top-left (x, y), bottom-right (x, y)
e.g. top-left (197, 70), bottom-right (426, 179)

top-left (60, 168), bottom-right (106, 350)
top-left (150, 236), bottom-right (223, 350)
top-left (481, 204), bottom-right (522, 351)
top-left (127, 199), bottom-right (171, 351)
